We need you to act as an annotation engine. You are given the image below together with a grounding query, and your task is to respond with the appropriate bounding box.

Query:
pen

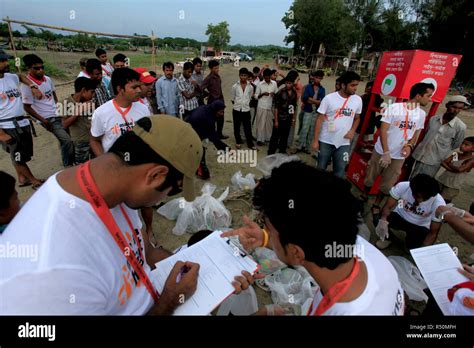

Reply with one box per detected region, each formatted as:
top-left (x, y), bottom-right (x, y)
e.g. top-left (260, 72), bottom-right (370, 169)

top-left (176, 265), bottom-right (189, 283)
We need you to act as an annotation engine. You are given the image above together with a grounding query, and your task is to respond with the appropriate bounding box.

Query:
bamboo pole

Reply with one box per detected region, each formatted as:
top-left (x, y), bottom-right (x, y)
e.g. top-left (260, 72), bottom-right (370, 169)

top-left (2, 18), bottom-right (148, 39)
top-left (5, 17), bottom-right (20, 73)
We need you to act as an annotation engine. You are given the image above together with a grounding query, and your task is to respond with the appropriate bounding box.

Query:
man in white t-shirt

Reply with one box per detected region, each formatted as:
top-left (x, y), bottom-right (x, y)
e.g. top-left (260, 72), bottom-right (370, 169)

top-left (224, 161), bottom-right (404, 315)
top-left (0, 50), bottom-right (44, 188)
top-left (312, 71), bottom-right (363, 178)
top-left (0, 115), bottom-right (255, 314)
top-left (375, 174), bottom-right (445, 250)
top-left (90, 67), bottom-right (151, 155)
top-left (20, 54), bottom-right (75, 167)
top-left (361, 82), bottom-right (434, 219)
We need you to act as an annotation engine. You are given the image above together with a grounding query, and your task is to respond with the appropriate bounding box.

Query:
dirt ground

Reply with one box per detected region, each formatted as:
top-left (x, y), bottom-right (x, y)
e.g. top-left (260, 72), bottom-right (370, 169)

top-left (1, 50), bottom-right (473, 311)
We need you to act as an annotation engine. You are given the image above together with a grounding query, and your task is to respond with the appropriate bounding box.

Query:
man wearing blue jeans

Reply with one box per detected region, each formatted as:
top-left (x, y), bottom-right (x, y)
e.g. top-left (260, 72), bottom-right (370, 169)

top-left (21, 54), bottom-right (74, 167)
top-left (311, 71), bottom-right (362, 178)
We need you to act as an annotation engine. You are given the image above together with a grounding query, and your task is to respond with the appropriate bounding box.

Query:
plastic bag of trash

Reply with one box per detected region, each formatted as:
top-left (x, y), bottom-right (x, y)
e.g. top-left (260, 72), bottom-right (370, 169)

top-left (388, 256), bottom-right (428, 302)
top-left (265, 266), bottom-right (317, 307)
top-left (193, 183), bottom-right (232, 231)
top-left (216, 287), bottom-right (259, 316)
top-left (256, 154), bottom-right (300, 176)
top-left (157, 197), bottom-right (186, 220)
top-left (252, 247), bottom-right (286, 276)
top-left (172, 200), bottom-right (202, 236)
top-left (231, 171), bottom-right (256, 191)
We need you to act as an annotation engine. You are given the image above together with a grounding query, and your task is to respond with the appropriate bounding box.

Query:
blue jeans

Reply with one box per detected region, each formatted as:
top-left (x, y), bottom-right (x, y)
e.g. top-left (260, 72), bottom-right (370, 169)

top-left (74, 141), bottom-right (90, 164)
top-left (49, 117), bottom-right (74, 167)
top-left (317, 141), bottom-right (350, 178)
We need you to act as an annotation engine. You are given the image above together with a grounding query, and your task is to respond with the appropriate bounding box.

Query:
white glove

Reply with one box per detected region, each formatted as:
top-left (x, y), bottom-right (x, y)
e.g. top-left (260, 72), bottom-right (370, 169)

top-left (379, 151), bottom-right (391, 169)
top-left (376, 219), bottom-right (389, 241)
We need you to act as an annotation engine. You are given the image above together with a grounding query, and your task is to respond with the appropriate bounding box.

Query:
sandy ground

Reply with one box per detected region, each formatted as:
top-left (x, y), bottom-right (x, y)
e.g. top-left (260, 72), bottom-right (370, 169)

top-left (1, 51), bottom-right (473, 311)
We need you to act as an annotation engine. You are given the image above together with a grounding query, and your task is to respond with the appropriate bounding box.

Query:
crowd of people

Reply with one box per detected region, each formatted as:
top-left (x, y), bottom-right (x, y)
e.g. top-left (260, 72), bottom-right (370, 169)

top-left (0, 46), bottom-right (473, 316)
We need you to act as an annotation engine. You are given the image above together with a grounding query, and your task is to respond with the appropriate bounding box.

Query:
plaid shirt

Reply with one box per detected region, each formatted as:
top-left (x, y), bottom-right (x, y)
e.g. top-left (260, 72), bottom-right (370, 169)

top-left (177, 74), bottom-right (199, 111)
top-left (93, 80), bottom-right (112, 108)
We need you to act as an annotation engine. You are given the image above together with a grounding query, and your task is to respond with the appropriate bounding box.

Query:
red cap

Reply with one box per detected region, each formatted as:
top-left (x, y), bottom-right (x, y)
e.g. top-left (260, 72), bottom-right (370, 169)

top-left (134, 68), bottom-right (157, 84)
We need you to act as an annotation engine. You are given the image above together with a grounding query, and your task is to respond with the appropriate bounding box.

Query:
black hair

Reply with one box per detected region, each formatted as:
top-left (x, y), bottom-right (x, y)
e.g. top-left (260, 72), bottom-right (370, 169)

top-left (111, 67), bottom-right (140, 94)
top-left (239, 67), bottom-right (249, 76)
top-left (247, 72), bottom-right (254, 78)
top-left (410, 174), bottom-right (440, 200)
top-left (163, 61), bottom-right (174, 70)
top-left (464, 136), bottom-right (474, 144)
top-left (366, 81), bottom-right (374, 88)
top-left (253, 66), bottom-right (260, 74)
top-left (409, 82), bottom-right (435, 99)
top-left (252, 161), bottom-right (361, 270)
top-left (282, 70), bottom-right (299, 84)
top-left (85, 58), bottom-right (102, 74)
top-left (270, 69), bottom-right (277, 75)
top-left (183, 62), bottom-right (194, 71)
top-left (262, 68), bottom-right (272, 77)
top-left (22, 54), bottom-right (43, 68)
top-left (149, 71), bottom-right (157, 78)
top-left (109, 117), bottom-right (183, 192)
top-left (208, 60), bottom-right (219, 69)
top-left (339, 71), bottom-right (361, 86)
top-left (0, 171), bottom-right (16, 210)
top-left (95, 48), bottom-right (106, 57)
top-left (312, 70), bottom-right (324, 78)
top-left (335, 76), bottom-right (342, 83)
top-left (113, 53), bottom-right (127, 63)
top-left (74, 77), bottom-right (96, 93)
top-left (192, 57), bottom-right (203, 66)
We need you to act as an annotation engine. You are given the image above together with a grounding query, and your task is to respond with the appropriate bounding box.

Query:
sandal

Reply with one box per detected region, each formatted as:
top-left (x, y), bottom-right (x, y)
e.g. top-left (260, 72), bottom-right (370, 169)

top-left (31, 180), bottom-right (45, 190)
top-left (18, 181), bottom-right (32, 187)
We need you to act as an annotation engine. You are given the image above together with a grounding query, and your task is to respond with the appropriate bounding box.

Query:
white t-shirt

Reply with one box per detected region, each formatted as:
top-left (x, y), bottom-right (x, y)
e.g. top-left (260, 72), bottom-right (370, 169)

top-left (302, 236), bottom-right (405, 315)
top-left (375, 103), bottom-right (426, 159)
top-left (91, 99), bottom-right (151, 152)
top-left (20, 75), bottom-right (57, 119)
top-left (317, 92), bottom-right (362, 148)
top-left (390, 181), bottom-right (445, 229)
top-left (0, 73), bottom-right (27, 128)
top-left (102, 62), bottom-right (114, 78)
top-left (0, 174), bottom-right (154, 314)
top-left (77, 71), bottom-right (89, 78)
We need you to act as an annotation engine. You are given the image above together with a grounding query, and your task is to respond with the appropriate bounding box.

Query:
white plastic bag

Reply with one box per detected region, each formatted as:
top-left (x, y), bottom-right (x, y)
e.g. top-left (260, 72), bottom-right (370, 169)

top-left (256, 154), bottom-right (300, 176)
top-left (193, 183), bottom-right (232, 232)
top-left (252, 247), bottom-right (286, 275)
top-left (231, 171), bottom-right (256, 191)
top-left (265, 266), bottom-right (317, 308)
top-left (172, 200), bottom-right (202, 236)
top-left (216, 287), bottom-right (258, 316)
top-left (388, 256), bottom-right (428, 302)
top-left (157, 197), bottom-right (186, 220)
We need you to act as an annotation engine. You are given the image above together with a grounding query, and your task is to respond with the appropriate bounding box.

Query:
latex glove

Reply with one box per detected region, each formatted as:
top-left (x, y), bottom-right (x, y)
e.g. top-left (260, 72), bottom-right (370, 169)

top-left (379, 151), bottom-right (391, 169)
top-left (376, 219), bottom-right (389, 241)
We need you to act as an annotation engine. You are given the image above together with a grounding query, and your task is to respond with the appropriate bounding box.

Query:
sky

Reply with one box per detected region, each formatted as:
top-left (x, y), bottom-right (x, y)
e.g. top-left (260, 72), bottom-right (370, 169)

top-left (1, 0), bottom-right (294, 46)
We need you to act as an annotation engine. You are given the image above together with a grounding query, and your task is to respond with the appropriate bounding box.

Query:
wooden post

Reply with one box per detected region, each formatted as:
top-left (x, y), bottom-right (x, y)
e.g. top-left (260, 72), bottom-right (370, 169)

top-left (150, 31), bottom-right (156, 72)
top-left (5, 17), bottom-right (20, 73)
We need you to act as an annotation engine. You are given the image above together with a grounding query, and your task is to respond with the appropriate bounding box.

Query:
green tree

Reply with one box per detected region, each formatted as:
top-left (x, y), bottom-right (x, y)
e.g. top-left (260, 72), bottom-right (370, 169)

top-left (205, 21), bottom-right (231, 52)
top-left (282, 0), bottom-right (359, 56)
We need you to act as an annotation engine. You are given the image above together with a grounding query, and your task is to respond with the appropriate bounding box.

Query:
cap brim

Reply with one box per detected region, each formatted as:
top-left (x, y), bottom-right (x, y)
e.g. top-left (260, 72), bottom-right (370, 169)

top-left (183, 175), bottom-right (196, 202)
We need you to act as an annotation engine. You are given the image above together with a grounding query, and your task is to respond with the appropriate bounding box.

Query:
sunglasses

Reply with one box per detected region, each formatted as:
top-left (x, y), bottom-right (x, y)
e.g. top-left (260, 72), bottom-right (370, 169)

top-left (32, 66), bottom-right (45, 71)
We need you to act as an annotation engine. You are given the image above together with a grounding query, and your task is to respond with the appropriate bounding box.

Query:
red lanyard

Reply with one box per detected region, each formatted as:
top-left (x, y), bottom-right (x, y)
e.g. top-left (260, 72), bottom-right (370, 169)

top-left (307, 258), bottom-right (360, 316)
top-left (113, 100), bottom-right (133, 130)
top-left (332, 96), bottom-right (350, 120)
top-left (402, 103), bottom-right (409, 141)
top-left (76, 161), bottom-right (160, 303)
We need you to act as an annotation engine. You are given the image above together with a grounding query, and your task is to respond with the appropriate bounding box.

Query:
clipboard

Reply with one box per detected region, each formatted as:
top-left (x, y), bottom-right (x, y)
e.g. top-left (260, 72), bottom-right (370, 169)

top-left (150, 231), bottom-right (259, 315)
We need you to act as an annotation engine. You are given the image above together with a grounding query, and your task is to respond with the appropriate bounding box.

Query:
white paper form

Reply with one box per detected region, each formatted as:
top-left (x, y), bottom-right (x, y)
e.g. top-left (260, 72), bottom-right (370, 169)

top-left (410, 243), bottom-right (469, 315)
top-left (150, 231), bottom-right (258, 315)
